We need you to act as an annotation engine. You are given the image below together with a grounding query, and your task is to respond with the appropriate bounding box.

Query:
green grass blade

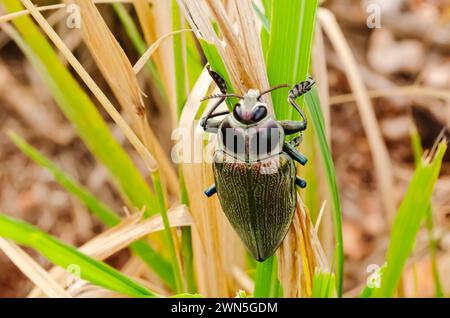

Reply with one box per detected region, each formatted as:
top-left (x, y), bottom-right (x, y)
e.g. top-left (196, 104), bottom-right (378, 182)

top-left (8, 131), bottom-right (120, 227)
top-left (410, 128), bottom-right (443, 297)
top-left (173, 0), bottom-right (197, 293)
top-left (266, 0), bottom-right (318, 120)
top-left (0, 213), bottom-right (158, 297)
top-left (312, 270), bottom-right (336, 298)
top-left (252, 1), bottom-right (270, 32)
top-left (254, 255), bottom-right (278, 298)
top-left (305, 88), bottom-right (344, 297)
top-left (185, 33), bottom-right (205, 90)
top-left (374, 142), bottom-right (447, 298)
top-left (8, 131), bottom-right (176, 290)
top-left (151, 172), bottom-right (185, 293)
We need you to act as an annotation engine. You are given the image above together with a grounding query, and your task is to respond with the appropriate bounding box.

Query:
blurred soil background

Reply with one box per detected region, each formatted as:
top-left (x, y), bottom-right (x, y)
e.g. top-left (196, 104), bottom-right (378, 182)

top-left (1, 0), bottom-right (450, 297)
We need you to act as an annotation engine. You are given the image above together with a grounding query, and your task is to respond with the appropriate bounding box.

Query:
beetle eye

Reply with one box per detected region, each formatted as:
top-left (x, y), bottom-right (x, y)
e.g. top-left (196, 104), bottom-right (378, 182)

top-left (252, 105), bottom-right (267, 122)
top-left (233, 103), bottom-right (242, 120)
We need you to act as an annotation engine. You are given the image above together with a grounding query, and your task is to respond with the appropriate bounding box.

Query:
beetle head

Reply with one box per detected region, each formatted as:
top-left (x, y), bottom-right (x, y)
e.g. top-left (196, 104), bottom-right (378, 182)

top-left (201, 84), bottom-right (290, 125)
top-left (233, 89), bottom-right (268, 125)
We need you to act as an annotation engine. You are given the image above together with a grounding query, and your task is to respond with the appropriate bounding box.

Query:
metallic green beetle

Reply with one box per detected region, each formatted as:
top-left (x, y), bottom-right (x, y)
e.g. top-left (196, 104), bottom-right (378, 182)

top-left (200, 66), bottom-right (315, 261)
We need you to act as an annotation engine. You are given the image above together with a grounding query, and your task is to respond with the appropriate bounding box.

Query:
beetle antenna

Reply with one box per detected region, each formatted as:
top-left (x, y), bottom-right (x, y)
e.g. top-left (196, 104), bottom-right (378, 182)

top-left (257, 84), bottom-right (290, 99)
top-left (201, 93), bottom-right (243, 101)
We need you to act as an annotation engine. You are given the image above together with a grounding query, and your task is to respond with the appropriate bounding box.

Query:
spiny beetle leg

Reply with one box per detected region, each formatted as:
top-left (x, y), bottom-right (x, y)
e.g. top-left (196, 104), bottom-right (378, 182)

top-left (207, 64), bottom-right (227, 94)
top-left (284, 142), bottom-right (308, 166)
top-left (284, 77), bottom-right (315, 135)
top-left (289, 76), bottom-right (315, 100)
top-left (295, 177), bottom-right (307, 189)
top-left (204, 184), bottom-right (217, 197)
top-left (200, 66), bottom-right (230, 131)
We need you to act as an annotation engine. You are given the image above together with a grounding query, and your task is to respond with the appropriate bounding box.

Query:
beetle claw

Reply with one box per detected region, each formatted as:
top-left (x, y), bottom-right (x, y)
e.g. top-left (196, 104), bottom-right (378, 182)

top-left (284, 142), bottom-right (308, 166)
top-left (295, 177), bottom-right (307, 189)
top-left (204, 184), bottom-right (217, 197)
top-left (200, 117), bottom-right (207, 129)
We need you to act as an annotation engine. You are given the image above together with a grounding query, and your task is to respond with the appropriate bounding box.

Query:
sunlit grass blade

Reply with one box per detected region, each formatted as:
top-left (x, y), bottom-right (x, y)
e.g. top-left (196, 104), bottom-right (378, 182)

top-left (305, 88), bottom-right (344, 297)
top-left (409, 127), bottom-right (443, 298)
top-left (8, 131), bottom-right (176, 290)
top-left (0, 213), bottom-right (158, 297)
top-left (373, 141), bottom-right (447, 298)
top-left (312, 269), bottom-right (336, 298)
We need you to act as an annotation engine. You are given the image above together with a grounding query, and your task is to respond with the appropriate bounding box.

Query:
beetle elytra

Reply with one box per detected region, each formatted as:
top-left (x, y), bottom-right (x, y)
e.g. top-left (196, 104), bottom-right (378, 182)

top-left (200, 66), bottom-right (315, 261)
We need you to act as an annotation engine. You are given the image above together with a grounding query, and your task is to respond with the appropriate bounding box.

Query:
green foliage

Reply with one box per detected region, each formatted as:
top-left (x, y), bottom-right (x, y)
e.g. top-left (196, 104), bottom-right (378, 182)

top-left (312, 270), bottom-right (336, 298)
top-left (0, 213), bottom-right (158, 297)
top-left (305, 89), bottom-right (344, 297)
top-left (266, 0), bottom-right (318, 121)
top-left (373, 142), bottom-right (447, 297)
top-left (254, 256), bottom-right (278, 298)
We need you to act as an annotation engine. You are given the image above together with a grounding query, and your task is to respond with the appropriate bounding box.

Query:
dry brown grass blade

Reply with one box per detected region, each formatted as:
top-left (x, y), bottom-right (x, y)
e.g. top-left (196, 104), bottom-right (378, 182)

top-left (0, 1), bottom-right (150, 23)
top-left (0, 238), bottom-right (71, 298)
top-left (80, 205), bottom-right (192, 260)
top-left (68, 283), bottom-right (123, 298)
top-left (278, 199), bottom-right (327, 298)
top-left (28, 205), bottom-right (192, 297)
top-left (132, 0), bottom-right (158, 46)
top-left (330, 86), bottom-right (450, 105)
top-left (20, 0), bottom-right (156, 175)
top-left (132, 0), bottom-right (166, 78)
top-left (178, 0), bottom-right (272, 109)
top-left (149, 0), bottom-right (176, 124)
top-left (71, 0), bottom-right (179, 197)
top-left (179, 68), bottom-right (245, 297)
top-left (318, 8), bottom-right (396, 223)
top-left (232, 267), bottom-right (254, 294)
top-left (133, 29), bottom-right (192, 75)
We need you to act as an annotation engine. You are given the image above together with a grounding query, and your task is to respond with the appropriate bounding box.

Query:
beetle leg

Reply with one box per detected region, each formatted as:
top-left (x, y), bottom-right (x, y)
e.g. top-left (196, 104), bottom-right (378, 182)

top-left (280, 120), bottom-right (307, 135)
top-left (207, 64), bottom-right (227, 94)
top-left (204, 184), bottom-right (217, 197)
top-left (282, 77), bottom-right (315, 135)
top-left (284, 142), bottom-right (308, 166)
top-left (295, 176), bottom-right (307, 189)
top-left (288, 135), bottom-right (302, 148)
top-left (200, 65), bottom-right (229, 131)
top-left (200, 97), bottom-right (226, 131)
top-left (201, 118), bottom-right (223, 134)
